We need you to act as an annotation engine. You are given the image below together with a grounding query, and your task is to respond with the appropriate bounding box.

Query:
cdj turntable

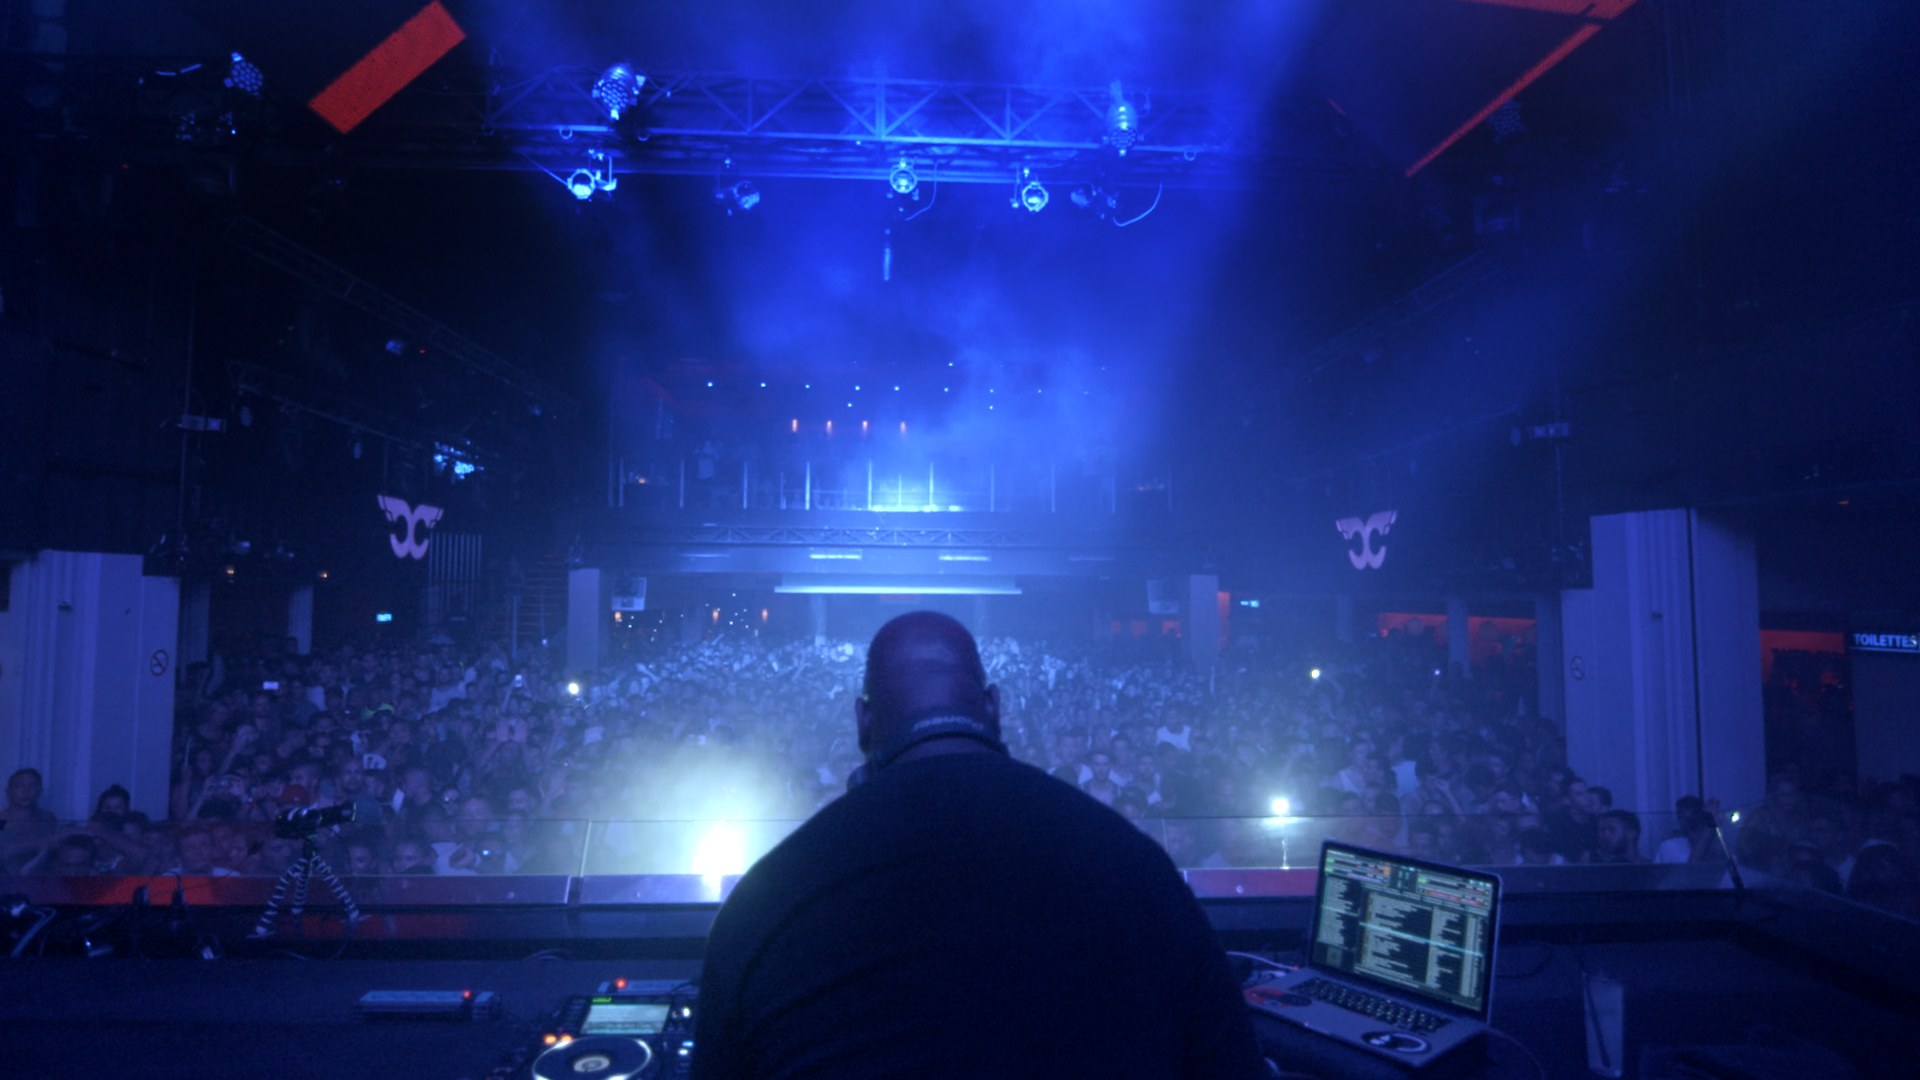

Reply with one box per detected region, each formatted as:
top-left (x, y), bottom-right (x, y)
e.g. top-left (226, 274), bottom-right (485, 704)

top-left (522, 980), bottom-right (697, 1080)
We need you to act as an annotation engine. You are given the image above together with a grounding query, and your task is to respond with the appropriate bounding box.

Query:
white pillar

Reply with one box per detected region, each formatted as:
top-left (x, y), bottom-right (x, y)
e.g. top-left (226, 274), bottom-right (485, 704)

top-left (566, 568), bottom-right (604, 674)
top-left (1186, 574), bottom-right (1220, 674)
top-left (1561, 510), bottom-right (1765, 815)
top-left (287, 584), bottom-right (314, 656)
top-left (0, 553), bottom-right (178, 820)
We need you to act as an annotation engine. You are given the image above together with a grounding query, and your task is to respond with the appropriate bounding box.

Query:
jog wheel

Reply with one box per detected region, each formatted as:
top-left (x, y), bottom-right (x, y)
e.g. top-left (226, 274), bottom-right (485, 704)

top-left (1361, 1031), bottom-right (1430, 1054)
top-left (532, 1035), bottom-right (654, 1080)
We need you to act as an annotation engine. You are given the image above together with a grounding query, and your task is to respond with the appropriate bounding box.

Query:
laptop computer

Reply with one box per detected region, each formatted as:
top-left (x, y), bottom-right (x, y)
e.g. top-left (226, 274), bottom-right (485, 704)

top-left (1245, 840), bottom-right (1502, 1069)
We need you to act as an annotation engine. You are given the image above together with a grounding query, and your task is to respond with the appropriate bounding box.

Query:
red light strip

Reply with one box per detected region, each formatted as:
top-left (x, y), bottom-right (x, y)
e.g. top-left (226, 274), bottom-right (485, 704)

top-left (1401, 0), bottom-right (1640, 176)
top-left (308, 1), bottom-right (465, 134)
top-left (1447, 0), bottom-right (1636, 16)
top-left (1404, 20), bottom-right (1604, 176)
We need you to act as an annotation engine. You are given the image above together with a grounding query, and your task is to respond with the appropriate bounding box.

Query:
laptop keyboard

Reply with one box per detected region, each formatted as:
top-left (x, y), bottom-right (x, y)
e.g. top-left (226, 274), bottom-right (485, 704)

top-left (1294, 978), bottom-right (1452, 1033)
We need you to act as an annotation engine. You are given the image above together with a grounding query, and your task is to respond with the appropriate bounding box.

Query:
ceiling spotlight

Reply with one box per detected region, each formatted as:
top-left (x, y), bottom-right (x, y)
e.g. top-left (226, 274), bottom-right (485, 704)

top-left (716, 180), bottom-right (760, 215)
top-left (1015, 170), bottom-right (1049, 213)
top-left (224, 52), bottom-right (264, 96)
top-left (565, 148), bottom-right (618, 201)
top-left (888, 158), bottom-right (919, 197)
top-left (592, 63), bottom-right (646, 121)
top-left (1105, 81), bottom-right (1140, 156)
top-left (1070, 183), bottom-right (1120, 221)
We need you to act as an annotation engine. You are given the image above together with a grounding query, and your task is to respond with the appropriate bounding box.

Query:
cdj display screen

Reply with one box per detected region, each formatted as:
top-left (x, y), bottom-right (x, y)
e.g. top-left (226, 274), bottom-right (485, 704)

top-left (581, 1001), bottom-right (670, 1035)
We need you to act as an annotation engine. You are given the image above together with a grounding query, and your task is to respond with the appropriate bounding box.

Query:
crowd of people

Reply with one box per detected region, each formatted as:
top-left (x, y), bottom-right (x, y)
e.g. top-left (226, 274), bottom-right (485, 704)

top-left (0, 618), bottom-right (1914, 919)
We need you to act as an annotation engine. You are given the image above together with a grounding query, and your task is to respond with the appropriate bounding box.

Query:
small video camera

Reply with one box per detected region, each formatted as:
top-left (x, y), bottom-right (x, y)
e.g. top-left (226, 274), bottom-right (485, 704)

top-left (272, 802), bottom-right (355, 839)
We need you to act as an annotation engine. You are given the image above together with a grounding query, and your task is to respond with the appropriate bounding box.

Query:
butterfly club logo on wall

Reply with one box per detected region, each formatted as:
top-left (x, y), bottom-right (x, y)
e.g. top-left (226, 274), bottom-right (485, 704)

top-left (377, 495), bottom-right (444, 559)
top-left (1334, 510), bottom-right (1397, 570)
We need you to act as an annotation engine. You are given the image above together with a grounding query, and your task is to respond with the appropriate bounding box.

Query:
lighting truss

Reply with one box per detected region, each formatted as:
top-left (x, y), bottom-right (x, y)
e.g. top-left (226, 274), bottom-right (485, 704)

top-left (227, 362), bottom-right (516, 473)
top-left (29, 57), bottom-right (1371, 193)
top-left (473, 69), bottom-right (1353, 190)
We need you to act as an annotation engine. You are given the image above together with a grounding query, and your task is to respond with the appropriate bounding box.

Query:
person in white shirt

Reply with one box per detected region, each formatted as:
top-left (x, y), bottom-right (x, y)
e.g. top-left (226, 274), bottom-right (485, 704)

top-left (1154, 713), bottom-right (1192, 752)
top-left (1329, 740), bottom-right (1374, 796)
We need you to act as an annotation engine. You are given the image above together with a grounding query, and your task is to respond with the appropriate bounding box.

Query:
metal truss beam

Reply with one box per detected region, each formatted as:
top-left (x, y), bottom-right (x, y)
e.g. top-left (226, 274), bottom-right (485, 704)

top-left (228, 361), bottom-right (520, 472)
top-left (460, 69), bottom-right (1355, 191)
top-left (20, 54), bottom-right (1369, 193)
top-left (225, 215), bottom-right (578, 415)
top-left (1294, 250), bottom-right (1505, 383)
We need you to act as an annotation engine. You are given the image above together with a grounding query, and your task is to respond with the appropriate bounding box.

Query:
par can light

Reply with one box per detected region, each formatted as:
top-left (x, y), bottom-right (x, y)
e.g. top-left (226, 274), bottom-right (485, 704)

top-left (888, 158), bottom-right (919, 197)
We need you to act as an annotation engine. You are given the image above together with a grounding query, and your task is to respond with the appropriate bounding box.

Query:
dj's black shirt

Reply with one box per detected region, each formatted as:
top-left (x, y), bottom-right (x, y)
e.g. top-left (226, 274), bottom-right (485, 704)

top-left (690, 752), bottom-right (1265, 1080)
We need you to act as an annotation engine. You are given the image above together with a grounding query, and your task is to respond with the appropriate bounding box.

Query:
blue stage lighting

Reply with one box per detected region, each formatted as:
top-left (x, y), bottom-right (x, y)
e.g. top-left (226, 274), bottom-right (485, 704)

top-left (563, 149), bottom-right (618, 201)
top-left (888, 158), bottom-right (919, 196)
top-left (1014, 169), bottom-right (1048, 213)
top-left (717, 180), bottom-right (760, 214)
top-left (224, 53), bottom-right (264, 96)
top-left (593, 63), bottom-right (645, 121)
top-left (1105, 81), bottom-right (1139, 155)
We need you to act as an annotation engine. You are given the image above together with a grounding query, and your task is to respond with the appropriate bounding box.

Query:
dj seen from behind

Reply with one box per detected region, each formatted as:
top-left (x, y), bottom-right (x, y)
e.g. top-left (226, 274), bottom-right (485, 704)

top-left (692, 611), bottom-right (1269, 1080)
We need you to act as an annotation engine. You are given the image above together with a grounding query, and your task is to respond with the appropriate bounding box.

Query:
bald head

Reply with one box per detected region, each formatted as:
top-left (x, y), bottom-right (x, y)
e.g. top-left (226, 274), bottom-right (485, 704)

top-left (856, 612), bottom-right (1001, 766)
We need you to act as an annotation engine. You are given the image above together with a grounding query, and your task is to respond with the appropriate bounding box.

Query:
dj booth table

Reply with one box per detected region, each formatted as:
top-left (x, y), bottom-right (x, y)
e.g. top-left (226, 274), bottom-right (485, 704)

top-left (1, 866), bottom-right (1915, 1079)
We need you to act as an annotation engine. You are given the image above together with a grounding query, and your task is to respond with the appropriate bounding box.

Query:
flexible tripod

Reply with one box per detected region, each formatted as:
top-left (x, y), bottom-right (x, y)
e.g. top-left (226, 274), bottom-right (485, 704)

top-left (251, 834), bottom-right (363, 938)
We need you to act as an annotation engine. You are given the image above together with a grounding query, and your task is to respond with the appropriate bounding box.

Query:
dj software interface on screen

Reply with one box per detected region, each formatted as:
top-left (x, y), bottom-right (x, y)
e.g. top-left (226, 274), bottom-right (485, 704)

top-left (1312, 850), bottom-right (1496, 1012)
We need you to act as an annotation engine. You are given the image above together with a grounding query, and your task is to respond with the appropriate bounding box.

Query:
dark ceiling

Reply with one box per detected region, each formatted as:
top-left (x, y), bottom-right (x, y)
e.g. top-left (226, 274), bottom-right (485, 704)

top-left (2, 0), bottom-right (1917, 615)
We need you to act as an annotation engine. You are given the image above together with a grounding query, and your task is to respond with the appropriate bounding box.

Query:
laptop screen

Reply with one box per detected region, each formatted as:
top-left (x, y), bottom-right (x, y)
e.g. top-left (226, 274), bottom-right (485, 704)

top-left (1310, 842), bottom-right (1500, 1017)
